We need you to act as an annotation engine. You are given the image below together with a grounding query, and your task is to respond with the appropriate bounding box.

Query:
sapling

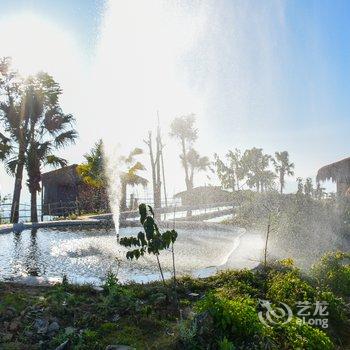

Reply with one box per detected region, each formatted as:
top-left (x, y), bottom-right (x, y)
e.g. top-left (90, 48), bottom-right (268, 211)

top-left (119, 203), bottom-right (178, 286)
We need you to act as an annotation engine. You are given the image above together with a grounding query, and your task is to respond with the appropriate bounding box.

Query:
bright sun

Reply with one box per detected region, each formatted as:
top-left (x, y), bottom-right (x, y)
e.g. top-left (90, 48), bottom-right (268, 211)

top-left (0, 13), bottom-right (77, 77)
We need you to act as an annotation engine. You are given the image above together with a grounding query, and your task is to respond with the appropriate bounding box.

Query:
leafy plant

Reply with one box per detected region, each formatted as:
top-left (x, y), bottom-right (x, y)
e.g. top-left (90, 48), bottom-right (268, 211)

top-left (274, 317), bottom-right (333, 350)
top-left (311, 251), bottom-right (350, 296)
top-left (196, 293), bottom-right (264, 341)
top-left (120, 203), bottom-right (177, 285)
top-left (267, 270), bottom-right (316, 307)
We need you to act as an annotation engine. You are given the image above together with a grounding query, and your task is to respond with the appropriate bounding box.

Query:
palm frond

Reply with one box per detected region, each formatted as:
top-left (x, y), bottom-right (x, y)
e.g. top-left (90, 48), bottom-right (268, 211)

top-left (0, 133), bottom-right (13, 160)
top-left (125, 147), bottom-right (143, 163)
top-left (45, 155), bottom-right (67, 168)
top-left (54, 130), bottom-right (78, 148)
top-left (5, 158), bottom-right (18, 175)
top-left (128, 161), bottom-right (146, 174)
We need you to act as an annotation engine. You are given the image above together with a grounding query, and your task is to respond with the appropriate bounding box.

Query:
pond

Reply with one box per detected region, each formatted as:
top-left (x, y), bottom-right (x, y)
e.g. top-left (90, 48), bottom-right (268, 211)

top-left (0, 226), bottom-right (264, 285)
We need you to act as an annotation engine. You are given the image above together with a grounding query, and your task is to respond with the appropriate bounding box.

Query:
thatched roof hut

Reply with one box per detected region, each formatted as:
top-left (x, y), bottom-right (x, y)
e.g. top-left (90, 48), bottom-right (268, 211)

top-left (317, 157), bottom-right (350, 195)
top-left (41, 164), bottom-right (147, 215)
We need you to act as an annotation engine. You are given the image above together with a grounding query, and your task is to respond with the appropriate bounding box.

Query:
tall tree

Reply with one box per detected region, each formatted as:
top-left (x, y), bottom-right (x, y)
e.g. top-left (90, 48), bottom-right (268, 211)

top-left (213, 149), bottom-right (245, 191)
top-left (144, 120), bottom-right (164, 209)
top-left (241, 147), bottom-right (276, 192)
top-left (26, 141), bottom-right (68, 222)
top-left (186, 148), bottom-right (210, 189)
top-left (169, 114), bottom-right (198, 190)
top-left (314, 182), bottom-right (326, 200)
top-left (119, 147), bottom-right (147, 211)
top-left (273, 151), bottom-right (295, 194)
top-left (296, 177), bottom-right (304, 196)
top-left (226, 149), bottom-right (245, 190)
top-left (0, 57), bottom-right (31, 223)
top-left (213, 153), bottom-right (235, 190)
top-left (304, 177), bottom-right (313, 197)
top-left (25, 72), bottom-right (77, 222)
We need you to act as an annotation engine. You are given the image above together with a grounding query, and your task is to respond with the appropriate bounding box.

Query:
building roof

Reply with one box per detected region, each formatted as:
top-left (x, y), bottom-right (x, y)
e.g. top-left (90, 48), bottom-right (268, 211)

top-left (41, 164), bottom-right (80, 186)
top-left (317, 157), bottom-right (350, 183)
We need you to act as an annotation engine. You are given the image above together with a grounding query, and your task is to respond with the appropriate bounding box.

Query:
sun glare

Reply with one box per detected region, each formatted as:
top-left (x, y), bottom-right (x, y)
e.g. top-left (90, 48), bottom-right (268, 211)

top-left (0, 13), bottom-right (76, 77)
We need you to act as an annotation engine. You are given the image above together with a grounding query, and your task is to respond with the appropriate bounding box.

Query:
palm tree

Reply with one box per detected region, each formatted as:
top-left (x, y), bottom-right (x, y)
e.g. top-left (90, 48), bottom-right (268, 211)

top-left (26, 141), bottom-right (68, 222)
top-left (77, 139), bottom-right (105, 188)
top-left (77, 139), bottom-right (108, 212)
top-left (25, 72), bottom-right (77, 222)
top-left (213, 149), bottom-right (245, 191)
top-left (169, 114), bottom-right (198, 190)
top-left (186, 148), bottom-right (210, 189)
top-left (213, 153), bottom-right (235, 190)
top-left (78, 142), bottom-right (147, 211)
top-left (120, 147), bottom-right (147, 210)
top-left (241, 148), bottom-right (277, 192)
top-left (273, 151), bottom-right (295, 194)
top-left (0, 58), bottom-right (32, 222)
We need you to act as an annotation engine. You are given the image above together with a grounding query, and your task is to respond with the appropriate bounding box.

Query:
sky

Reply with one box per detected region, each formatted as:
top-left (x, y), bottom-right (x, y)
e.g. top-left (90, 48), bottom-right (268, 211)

top-left (0, 0), bottom-right (349, 202)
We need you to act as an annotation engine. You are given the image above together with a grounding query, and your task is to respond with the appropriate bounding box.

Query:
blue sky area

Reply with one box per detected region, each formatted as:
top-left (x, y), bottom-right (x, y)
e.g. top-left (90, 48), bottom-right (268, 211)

top-left (0, 0), bottom-right (349, 198)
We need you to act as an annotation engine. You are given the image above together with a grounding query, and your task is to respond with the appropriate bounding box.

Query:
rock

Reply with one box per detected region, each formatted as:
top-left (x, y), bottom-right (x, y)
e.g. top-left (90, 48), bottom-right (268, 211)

top-left (48, 321), bottom-right (60, 333)
top-left (55, 339), bottom-right (71, 350)
top-left (34, 318), bottom-right (49, 334)
top-left (94, 286), bottom-right (104, 292)
top-left (188, 292), bottom-right (200, 300)
top-left (105, 346), bottom-right (136, 350)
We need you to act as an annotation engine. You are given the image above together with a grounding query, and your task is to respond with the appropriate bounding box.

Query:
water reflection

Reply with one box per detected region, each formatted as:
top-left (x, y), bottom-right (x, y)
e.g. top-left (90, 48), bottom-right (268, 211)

top-left (24, 229), bottom-right (41, 276)
top-left (11, 229), bottom-right (43, 277)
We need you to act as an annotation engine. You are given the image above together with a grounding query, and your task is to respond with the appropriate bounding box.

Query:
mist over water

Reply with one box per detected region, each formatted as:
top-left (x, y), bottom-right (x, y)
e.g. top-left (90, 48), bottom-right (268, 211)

top-left (86, 0), bottom-right (293, 216)
top-left (88, 1), bottom-right (211, 225)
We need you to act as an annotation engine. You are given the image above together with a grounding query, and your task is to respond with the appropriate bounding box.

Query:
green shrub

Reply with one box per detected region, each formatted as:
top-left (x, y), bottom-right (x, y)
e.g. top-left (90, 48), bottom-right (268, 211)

top-left (274, 318), bottom-right (333, 350)
top-left (317, 290), bottom-right (348, 334)
top-left (196, 293), bottom-right (264, 341)
top-left (267, 270), bottom-right (315, 307)
top-left (311, 251), bottom-right (350, 296)
top-left (216, 280), bottom-right (260, 299)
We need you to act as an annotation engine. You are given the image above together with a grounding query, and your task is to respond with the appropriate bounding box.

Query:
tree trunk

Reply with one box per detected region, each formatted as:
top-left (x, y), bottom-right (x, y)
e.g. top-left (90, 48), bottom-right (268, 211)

top-left (145, 131), bottom-right (162, 214)
top-left (120, 181), bottom-right (127, 211)
top-left (280, 173), bottom-right (284, 194)
top-left (10, 155), bottom-right (25, 223)
top-left (155, 128), bottom-right (162, 209)
top-left (30, 189), bottom-right (38, 223)
top-left (181, 138), bottom-right (191, 190)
